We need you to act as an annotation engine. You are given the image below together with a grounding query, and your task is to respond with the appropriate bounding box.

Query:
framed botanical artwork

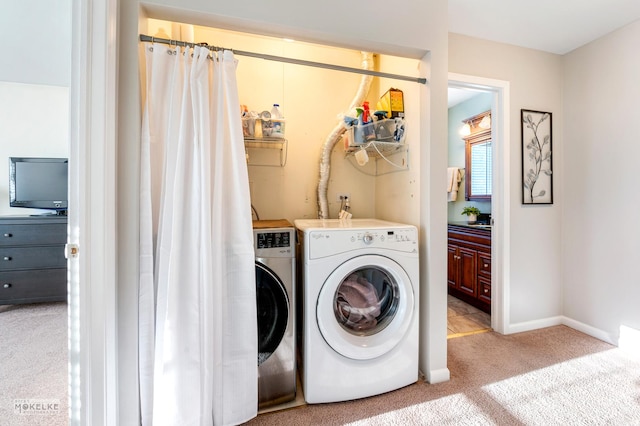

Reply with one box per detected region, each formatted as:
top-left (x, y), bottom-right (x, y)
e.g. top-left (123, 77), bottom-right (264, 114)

top-left (521, 109), bottom-right (553, 204)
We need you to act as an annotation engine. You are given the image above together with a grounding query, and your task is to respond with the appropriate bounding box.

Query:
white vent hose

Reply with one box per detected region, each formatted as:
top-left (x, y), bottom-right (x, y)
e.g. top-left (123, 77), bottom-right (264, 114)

top-left (317, 52), bottom-right (374, 219)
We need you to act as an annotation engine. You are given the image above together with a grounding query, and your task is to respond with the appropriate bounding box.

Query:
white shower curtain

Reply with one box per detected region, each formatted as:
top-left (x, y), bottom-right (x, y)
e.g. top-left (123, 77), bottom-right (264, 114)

top-left (139, 42), bottom-right (257, 426)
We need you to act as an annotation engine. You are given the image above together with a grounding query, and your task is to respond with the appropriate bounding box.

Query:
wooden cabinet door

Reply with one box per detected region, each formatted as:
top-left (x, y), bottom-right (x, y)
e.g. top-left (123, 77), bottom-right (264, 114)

top-left (458, 247), bottom-right (477, 297)
top-left (447, 244), bottom-right (458, 289)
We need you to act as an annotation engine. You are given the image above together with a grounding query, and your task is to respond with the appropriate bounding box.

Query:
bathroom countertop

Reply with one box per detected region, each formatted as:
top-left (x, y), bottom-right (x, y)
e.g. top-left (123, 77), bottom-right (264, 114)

top-left (448, 221), bottom-right (492, 230)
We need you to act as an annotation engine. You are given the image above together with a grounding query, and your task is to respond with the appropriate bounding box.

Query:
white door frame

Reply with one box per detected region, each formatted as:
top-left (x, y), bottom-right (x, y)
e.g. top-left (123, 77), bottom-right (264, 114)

top-left (448, 73), bottom-right (510, 334)
top-left (69, 0), bottom-right (118, 423)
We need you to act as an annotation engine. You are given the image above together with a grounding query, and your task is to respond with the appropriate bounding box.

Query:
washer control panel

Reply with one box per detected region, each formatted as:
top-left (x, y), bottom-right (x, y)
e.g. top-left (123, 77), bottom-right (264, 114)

top-left (257, 231), bottom-right (290, 249)
top-left (254, 228), bottom-right (295, 258)
top-left (306, 227), bottom-right (418, 259)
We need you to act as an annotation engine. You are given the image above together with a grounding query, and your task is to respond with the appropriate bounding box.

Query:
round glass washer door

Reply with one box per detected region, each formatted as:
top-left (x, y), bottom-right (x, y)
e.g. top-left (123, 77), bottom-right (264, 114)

top-left (316, 254), bottom-right (414, 360)
top-left (255, 262), bottom-right (289, 366)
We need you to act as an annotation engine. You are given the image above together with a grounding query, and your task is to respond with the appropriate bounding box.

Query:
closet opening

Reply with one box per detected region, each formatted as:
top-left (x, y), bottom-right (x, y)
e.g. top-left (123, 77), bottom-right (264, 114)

top-left (142, 19), bottom-right (423, 223)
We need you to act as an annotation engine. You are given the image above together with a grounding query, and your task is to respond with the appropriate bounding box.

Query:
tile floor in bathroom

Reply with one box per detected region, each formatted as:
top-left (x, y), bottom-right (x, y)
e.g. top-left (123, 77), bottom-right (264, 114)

top-left (447, 295), bottom-right (491, 338)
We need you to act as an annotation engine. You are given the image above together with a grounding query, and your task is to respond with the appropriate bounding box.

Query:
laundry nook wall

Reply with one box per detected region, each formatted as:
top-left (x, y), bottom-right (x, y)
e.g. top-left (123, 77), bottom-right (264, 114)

top-left (147, 19), bottom-right (421, 224)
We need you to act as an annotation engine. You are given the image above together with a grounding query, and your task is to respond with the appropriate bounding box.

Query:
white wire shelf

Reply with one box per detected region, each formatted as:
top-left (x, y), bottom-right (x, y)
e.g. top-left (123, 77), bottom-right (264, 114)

top-left (344, 140), bottom-right (406, 158)
top-left (244, 138), bottom-right (288, 167)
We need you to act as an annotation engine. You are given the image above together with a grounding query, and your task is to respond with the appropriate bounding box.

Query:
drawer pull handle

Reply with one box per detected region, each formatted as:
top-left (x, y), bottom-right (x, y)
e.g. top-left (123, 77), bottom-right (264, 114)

top-left (3, 233), bottom-right (11, 238)
top-left (484, 289), bottom-right (489, 293)
top-left (484, 264), bottom-right (489, 268)
top-left (3, 283), bottom-right (11, 289)
top-left (3, 256), bottom-right (11, 261)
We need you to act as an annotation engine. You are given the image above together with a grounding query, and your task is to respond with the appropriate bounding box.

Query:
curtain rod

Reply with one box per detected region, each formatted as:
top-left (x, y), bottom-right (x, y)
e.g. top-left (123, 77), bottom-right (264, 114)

top-left (139, 34), bottom-right (427, 85)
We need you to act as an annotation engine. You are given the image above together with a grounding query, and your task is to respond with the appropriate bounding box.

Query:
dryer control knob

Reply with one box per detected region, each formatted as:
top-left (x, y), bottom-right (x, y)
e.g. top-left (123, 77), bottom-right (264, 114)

top-left (363, 233), bottom-right (374, 244)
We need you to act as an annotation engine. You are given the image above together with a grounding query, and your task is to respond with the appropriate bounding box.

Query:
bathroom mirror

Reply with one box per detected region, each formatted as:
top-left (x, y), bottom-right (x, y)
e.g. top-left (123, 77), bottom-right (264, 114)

top-left (462, 111), bottom-right (492, 201)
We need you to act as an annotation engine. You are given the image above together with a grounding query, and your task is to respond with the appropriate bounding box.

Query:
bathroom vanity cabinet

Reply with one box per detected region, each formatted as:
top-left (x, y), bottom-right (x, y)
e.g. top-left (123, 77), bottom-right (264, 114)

top-left (447, 223), bottom-right (491, 314)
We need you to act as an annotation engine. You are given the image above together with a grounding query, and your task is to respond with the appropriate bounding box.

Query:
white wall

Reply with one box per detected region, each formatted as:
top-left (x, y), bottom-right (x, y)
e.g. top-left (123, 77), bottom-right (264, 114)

top-left (562, 20), bottom-right (640, 343)
top-left (119, 0), bottom-right (450, 421)
top-left (374, 56), bottom-right (422, 226)
top-left (0, 1), bottom-right (71, 217)
top-left (0, 0), bottom-right (71, 87)
top-left (449, 34), bottom-right (564, 327)
top-left (140, 0), bottom-right (430, 59)
top-left (447, 92), bottom-right (492, 222)
top-left (0, 83), bottom-right (69, 216)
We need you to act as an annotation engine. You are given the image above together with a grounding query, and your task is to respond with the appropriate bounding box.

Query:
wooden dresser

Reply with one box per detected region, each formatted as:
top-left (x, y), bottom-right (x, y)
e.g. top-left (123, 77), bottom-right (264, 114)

top-left (0, 215), bottom-right (67, 305)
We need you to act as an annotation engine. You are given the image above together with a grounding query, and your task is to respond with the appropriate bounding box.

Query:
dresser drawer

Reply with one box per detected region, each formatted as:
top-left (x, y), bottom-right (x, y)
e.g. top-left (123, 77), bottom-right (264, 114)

top-left (0, 269), bottom-right (67, 303)
top-left (0, 246), bottom-right (66, 270)
top-left (0, 223), bottom-right (66, 246)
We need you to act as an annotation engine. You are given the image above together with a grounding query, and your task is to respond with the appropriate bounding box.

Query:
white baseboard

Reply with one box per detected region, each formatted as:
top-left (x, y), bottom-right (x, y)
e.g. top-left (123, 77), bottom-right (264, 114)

top-left (560, 316), bottom-right (617, 346)
top-left (511, 316), bottom-right (640, 358)
top-left (504, 316), bottom-right (563, 335)
top-left (505, 315), bottom-right (618, 346)
top-left (425, 367), bottom-right (450, 384)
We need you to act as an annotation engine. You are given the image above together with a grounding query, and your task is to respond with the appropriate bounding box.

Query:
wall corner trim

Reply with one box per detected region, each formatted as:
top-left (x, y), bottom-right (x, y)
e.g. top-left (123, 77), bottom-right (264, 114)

top-left (424, 367), bottom-right (451, 384)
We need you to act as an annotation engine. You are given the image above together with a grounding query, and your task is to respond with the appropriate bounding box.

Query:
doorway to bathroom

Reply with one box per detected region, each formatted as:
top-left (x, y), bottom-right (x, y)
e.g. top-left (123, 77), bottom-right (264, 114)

top-left (447, 73), bottom-right (510, 336)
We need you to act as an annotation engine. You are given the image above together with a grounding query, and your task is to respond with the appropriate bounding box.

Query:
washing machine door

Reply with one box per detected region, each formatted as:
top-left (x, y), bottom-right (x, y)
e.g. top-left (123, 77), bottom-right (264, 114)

top-left (316, 254), bottom-right (414, 360)
top-left (256, 262), bottom-right (289, 365)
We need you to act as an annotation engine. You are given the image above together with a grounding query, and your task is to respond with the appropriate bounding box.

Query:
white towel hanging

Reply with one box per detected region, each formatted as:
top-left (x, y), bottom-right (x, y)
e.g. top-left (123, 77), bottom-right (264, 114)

top-left (447, 167), bottom-right (463, 201)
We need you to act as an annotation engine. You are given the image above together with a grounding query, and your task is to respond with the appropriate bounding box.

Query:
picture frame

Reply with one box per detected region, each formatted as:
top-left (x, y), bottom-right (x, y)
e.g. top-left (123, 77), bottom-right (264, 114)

top-left (521, 109), bottom-right (553, 204)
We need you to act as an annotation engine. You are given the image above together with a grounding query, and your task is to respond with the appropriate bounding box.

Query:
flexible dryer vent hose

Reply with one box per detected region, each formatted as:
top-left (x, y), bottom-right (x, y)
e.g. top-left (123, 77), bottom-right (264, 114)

top-left (317, 52), bottom-right (374, 219)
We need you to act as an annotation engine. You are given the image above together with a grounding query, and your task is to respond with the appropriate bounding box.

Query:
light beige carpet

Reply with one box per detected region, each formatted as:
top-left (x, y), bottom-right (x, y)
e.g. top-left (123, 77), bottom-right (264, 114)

top-left (2, 304), bottom-right (639, 426)
top-left (0, 302), bottom-right (68, 426)
top-left (247, 326), bottom-right (640, 425)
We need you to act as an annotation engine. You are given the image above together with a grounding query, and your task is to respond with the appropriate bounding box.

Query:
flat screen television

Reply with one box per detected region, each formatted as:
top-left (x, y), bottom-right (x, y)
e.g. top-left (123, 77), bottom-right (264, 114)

top-left (9, 157), bottom-right (68, 214)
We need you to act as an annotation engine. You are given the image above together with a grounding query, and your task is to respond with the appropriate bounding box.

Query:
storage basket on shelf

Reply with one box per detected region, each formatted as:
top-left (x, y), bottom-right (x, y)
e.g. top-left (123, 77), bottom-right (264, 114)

top-left (343, 118), bottom-right (406, 150)
top-left (243, 117), bottom-right (286, 139)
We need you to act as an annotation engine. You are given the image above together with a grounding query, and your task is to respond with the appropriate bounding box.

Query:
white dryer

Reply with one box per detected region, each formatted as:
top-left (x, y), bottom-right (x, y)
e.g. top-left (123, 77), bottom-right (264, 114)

top-left (294, 218), bottom-right (419, 404)
top-left (253, 220), bottom-right (296, 408)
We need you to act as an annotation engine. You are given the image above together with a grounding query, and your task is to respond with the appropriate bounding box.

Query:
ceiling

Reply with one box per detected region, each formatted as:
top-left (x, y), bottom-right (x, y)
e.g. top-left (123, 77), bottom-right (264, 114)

top-left (448, 0), bottom-right (640, 55)
top-left (448, 87), bottom-right (484, 108)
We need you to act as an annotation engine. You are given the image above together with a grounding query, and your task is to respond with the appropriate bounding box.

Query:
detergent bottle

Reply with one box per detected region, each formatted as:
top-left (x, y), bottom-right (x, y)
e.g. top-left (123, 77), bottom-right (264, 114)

top-left (362, 101), bottom-right (371, 124)
top-left (270, 104), bottom-right (285, 138)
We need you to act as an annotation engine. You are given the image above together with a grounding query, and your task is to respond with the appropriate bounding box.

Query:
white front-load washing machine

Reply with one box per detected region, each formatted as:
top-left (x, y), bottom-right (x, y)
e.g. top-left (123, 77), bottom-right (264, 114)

top-left (294, 218), bottom-right (419, 404)
top-left (253, 220), bottom-right (296, 408)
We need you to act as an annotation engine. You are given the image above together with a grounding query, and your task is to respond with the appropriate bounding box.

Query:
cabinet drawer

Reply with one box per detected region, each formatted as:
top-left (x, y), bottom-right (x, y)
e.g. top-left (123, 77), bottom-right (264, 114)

top-left (478, 253), bottom-right (491, 278)
top-left (0, 246), bottom-right (66, 270)
top-left (0, 223), bottom-right (66, 246)
top-left (478, 277), bottom-right (491, 305)
top-left (0, 269), bottom-right (67, 303)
